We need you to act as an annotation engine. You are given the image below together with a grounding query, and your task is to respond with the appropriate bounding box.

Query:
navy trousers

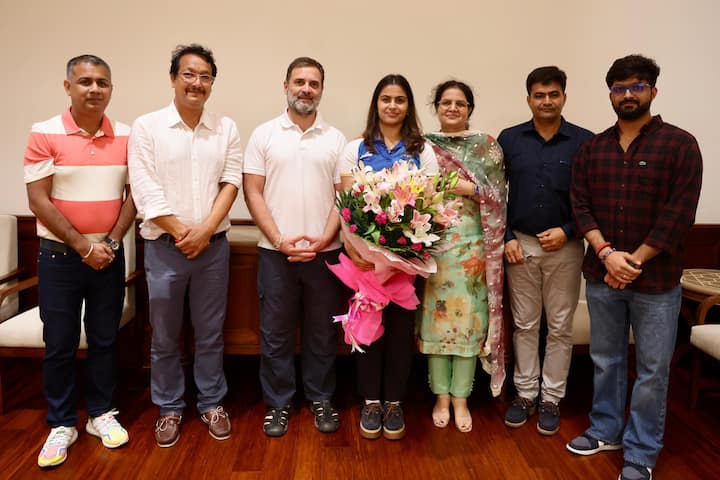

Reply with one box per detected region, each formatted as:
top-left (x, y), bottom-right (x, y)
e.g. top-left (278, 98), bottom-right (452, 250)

top-left (39, 244), bottom-right (125, 427)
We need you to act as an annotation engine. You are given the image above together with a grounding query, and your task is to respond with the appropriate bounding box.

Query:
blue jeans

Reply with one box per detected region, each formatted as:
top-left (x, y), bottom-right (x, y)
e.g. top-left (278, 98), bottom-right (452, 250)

top-left (38, 245), bottom-right (125, 427)
top-left (585, 282), bottom-right (680, 468)
top-left (145, 236), bottom-right (229, 415)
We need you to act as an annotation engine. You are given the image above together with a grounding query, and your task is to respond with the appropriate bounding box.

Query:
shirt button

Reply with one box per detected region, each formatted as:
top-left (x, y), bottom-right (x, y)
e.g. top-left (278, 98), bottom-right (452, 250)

top-left (90, 151), bottom-right (95, 155)
top-left (621, 184), bottom-right (625, 188)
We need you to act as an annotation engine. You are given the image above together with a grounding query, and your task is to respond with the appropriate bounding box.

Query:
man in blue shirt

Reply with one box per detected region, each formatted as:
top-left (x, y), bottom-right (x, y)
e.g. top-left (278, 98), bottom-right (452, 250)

top-left (498, 66), bottom-right (593, 436)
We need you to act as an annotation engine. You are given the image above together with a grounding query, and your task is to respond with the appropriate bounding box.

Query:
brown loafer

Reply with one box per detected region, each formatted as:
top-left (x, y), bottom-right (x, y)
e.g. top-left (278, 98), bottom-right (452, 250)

top-left (155, 414), bottom-right (182, 448)
top-left (201, 406), bottom-right (231, 440)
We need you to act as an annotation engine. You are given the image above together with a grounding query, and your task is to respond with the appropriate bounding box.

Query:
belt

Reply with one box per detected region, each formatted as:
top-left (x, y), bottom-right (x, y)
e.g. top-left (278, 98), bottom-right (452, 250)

top-left (39, 238), bottom-right (75, 255)
top-left (155, 231), bottom-right (226, 246)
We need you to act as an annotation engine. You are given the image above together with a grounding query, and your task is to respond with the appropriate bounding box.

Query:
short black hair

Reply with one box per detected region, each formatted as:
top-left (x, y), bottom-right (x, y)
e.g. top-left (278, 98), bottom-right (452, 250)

top-left (605, 54), bottom-right (660, 87)
top-left (285, 57), bottom-right (325, 86)
top-left (169, 44), bottom-right (217, 78)
top-left (526, 66), bottom-right (567, 94)
top-left (66, 54), bottom-right (111, 80)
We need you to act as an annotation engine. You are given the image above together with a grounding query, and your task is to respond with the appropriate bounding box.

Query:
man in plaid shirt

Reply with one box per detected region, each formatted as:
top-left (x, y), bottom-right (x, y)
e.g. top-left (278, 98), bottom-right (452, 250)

top-left (567, 54), bottom-right (703, 480)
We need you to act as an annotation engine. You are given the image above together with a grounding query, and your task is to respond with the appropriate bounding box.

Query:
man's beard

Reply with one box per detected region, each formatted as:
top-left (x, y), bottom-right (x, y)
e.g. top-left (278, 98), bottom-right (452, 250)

top-left (613, 98), bottom-right (651, 120)
top-left (288, 92), bottom-right (319, 115)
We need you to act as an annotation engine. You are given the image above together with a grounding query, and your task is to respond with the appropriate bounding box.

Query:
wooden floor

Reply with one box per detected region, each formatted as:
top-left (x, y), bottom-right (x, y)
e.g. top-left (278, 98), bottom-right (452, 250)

top-left (0, 352), bottom-right (718, 480)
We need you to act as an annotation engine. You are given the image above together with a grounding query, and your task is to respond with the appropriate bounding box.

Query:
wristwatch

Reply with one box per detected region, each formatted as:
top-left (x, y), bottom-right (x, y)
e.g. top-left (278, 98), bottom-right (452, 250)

top-left (103, 236), bottom-right (120, 251)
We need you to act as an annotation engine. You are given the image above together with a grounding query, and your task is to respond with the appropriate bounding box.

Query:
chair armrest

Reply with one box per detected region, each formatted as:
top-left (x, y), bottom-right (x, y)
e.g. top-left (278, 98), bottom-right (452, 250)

top-left (0, 267), bottom-right (143, 302)
top-left (695, 294), bottom-right (720, 325)
top-left (0, 276), bottom-right (39, 304)
top-left (0, 268), bottom-right (23, 285)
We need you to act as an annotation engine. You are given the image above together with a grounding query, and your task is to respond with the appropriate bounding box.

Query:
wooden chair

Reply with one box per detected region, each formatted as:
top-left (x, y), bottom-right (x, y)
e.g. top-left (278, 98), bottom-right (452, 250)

top-left (683, 269), bottom-right (720, 407)
top-left (0, 219), bottom-right (143, 414)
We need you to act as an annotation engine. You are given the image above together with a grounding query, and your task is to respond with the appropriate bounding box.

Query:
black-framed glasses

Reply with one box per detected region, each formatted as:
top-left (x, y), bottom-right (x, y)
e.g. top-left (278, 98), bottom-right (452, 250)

top-left (179, 71), bottom-right (215, 84)
top-left (610, 83), bottom-right (651, 96)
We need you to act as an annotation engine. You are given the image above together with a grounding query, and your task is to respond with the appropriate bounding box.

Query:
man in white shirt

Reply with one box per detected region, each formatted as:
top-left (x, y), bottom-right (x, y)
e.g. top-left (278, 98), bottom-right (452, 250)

top-left (128, 44), bottom-right (243, 448)
top-left (243, 57), bottom-right (347, 437)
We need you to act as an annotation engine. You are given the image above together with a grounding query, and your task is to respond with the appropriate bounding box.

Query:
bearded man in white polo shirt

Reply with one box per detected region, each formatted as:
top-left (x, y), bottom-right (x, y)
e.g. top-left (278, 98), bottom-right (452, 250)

top-left (243, 57), bottom-right (347, 437)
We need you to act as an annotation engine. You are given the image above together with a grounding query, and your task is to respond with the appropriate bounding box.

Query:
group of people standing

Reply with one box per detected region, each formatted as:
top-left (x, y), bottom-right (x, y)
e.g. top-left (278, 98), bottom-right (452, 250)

top-left (22, 44), bottom-right (702, 480)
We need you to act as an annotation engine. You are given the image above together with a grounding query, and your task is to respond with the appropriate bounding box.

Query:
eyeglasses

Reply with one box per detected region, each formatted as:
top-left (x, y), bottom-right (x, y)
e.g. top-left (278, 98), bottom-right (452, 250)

top-left (609, 83), bottom-right (651, 96)
top-left (179, 71), bottom-right (215, 84)
top-left (438, 100), bottom-right (469, 109)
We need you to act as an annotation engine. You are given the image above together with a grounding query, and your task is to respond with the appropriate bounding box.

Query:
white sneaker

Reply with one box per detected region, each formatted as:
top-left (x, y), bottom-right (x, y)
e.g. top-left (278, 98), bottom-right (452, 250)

top-left (38, 426), bottom-right (78, 468)
top-left (86, 409), bottom-right (129, 448)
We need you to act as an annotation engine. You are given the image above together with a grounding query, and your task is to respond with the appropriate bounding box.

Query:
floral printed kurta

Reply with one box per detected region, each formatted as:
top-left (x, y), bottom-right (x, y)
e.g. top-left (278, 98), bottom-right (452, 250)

top-left (418, 131), bottom-right (507, 396)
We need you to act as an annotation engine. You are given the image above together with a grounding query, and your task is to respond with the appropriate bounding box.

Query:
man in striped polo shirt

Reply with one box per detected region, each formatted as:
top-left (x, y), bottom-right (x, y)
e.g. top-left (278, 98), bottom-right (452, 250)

top-left (24, 54), bottom-right (136, 468)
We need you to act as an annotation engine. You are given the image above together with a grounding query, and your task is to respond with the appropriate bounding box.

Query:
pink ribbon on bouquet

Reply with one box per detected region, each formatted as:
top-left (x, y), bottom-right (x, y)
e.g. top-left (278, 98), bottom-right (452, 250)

top-left (327, 253), bottom-right (419, 352)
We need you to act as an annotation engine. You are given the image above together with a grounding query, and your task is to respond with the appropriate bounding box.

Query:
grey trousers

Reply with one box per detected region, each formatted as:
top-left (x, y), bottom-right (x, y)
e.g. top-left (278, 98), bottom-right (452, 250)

top-left (145, 236), bottom-right (229, 415)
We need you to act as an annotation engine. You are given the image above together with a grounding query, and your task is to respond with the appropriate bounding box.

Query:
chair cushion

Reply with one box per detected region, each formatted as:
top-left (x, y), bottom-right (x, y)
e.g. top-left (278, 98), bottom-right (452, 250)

top-left (691, 324), bottom-right (720, 360)
top-left (0, 226), bottom-right (136, 349)
top-left (0, 291), bottom-right (134, 349)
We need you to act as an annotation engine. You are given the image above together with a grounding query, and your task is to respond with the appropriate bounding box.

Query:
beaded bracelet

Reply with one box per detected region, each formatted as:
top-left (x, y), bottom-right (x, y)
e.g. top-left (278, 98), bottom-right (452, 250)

top-left (599, 247), bottom-right (616, 264)
top-left (273, 234), bottom-right (283, 250)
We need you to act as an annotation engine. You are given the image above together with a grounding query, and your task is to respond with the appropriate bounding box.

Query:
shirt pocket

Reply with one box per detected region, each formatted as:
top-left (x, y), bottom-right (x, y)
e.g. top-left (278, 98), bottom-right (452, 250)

top-left (550, 160), bottom-right (572, 192)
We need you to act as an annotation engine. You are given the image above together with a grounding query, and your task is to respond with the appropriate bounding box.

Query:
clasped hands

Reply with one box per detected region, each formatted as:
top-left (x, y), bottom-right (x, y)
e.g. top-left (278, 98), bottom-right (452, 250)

top-left (277, 234), bottom-right (329, 263)
top-left (603, 250), bottom-right (642, 289)
top-left (82, 242), bottom-right (115, 270)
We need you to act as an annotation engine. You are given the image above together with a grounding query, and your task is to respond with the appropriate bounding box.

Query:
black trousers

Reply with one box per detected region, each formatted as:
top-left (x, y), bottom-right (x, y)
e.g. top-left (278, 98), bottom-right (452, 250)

top-left (355, 302), bottom-right (415, 402)
top-left (258, 247), bottom-right (346, 407)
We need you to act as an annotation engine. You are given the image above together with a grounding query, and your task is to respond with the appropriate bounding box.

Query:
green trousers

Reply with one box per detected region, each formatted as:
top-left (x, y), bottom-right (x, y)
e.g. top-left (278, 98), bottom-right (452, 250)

top-left (427, 354), bottom-right (477, 398)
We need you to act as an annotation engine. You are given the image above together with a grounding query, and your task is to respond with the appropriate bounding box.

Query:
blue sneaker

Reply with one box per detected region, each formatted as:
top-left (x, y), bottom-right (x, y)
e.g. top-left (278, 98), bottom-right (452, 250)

top-left (382, 401), bottom-right (405, 440)
top-left (359, 402), bottom-right (382, 439)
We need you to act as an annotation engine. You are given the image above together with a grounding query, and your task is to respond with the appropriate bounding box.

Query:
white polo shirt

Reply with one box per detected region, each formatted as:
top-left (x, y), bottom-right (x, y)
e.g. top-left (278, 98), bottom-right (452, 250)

top-left (243, 111), bottom-right (346, 251)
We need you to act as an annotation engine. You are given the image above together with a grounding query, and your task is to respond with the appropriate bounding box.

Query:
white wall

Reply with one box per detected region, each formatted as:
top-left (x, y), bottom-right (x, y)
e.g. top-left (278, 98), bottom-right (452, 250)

top-left (1, 0), bottom-right (718, 221)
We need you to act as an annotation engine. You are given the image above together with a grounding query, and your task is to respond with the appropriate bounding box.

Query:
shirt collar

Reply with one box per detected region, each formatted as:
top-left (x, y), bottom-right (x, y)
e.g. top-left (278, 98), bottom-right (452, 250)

top-left (61, 108), bottom-right (114, 138)
top-left (166, 102), bottom-right (216, 130)
top-left (280, 109), bottom-right (325, 132)
top-left (521, 116), bottom-right (571, 139)
top-left (611, 114), bottom-right (663, 137)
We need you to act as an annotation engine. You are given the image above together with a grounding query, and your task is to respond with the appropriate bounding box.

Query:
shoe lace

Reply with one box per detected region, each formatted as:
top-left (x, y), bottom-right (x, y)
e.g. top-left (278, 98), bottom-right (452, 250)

top-left (384, 402), bottom-right (403, 420)
top-left (539, 401), bottom-right (559, 416)
top-left (92, 409), bottom-right (123, 434)
top-left (156, 414), bottom-right (181, 432)
top-left (205, 406), bottom-right (228, 424)
top-left (513, 397), bottom-right (535, 409)
top-left (363, 402), bottom-right (382, 418)
top-left (46, 426), bottom-right (74, 447)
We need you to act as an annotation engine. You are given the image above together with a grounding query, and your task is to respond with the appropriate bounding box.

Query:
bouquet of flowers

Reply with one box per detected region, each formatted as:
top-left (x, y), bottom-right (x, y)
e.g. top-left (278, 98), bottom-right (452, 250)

top-left (328, 160), bottom-right (462, 352)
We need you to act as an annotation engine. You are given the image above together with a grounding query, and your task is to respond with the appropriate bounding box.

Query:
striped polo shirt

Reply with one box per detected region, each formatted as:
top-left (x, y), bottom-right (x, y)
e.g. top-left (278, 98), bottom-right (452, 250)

top-left (23, 108), bottom-right (130, 242)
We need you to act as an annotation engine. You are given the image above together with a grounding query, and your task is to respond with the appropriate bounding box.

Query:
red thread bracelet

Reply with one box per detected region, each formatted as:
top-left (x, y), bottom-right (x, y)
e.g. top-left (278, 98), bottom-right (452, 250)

top-left (594, 241), bottom-right (612, 256)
